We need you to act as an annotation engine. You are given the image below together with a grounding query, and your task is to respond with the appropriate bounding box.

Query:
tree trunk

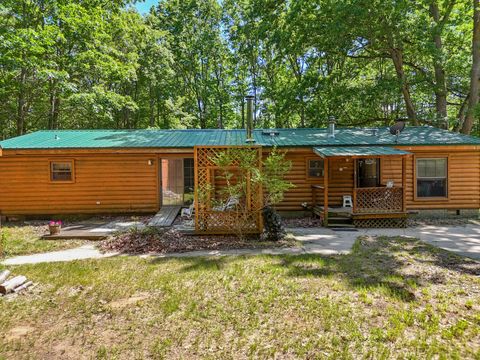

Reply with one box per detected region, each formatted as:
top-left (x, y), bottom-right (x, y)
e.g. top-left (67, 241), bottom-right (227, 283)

top-left (48, 80), bottom-right (60, 130)
top-left (241, 99), bottom-right (245, 129)
top-left (149, 85), bottom-right (155, 127)
top-left (455, 93), bottom-right (469, 131)
top-left (429, 1), bottom-right (448, 121)
top-left (389, 47), bottom-right (418, 125)
top-left (461, 0), bottom-right (480, 134)
top-left (16, 67), bottom-right (27, 135)
top-left (218, 102), bottom-right (223, 129)
top-left (197, 97), bottom-right (206, 129)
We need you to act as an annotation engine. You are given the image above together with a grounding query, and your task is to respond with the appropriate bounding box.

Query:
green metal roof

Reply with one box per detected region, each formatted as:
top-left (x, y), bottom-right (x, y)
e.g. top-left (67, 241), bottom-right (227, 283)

top-left (1, 127), bottom-right (479, 150)
top-left (314, 146), bottom-right (411, 158)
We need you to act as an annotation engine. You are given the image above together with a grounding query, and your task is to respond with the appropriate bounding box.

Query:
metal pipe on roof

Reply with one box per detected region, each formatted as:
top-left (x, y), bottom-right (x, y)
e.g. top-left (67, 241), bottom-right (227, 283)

top-left (245, 95), bottom-right (255, 143)
top-left (328, 116), bottom-right (336, 138)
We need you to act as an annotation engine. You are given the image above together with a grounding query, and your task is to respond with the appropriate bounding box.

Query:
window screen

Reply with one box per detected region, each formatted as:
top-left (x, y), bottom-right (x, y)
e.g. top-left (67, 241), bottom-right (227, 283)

top-left (51, 161), bottom-right (73, 182)
top-left (308, 159), bottom-right (324, 177)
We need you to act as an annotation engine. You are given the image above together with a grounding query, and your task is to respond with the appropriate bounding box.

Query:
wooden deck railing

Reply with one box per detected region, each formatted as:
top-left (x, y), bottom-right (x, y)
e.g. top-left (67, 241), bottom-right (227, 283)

top-left (311, 185), bottom-right (324, 207)
top-left (354, 187), bottom-right (403, 213)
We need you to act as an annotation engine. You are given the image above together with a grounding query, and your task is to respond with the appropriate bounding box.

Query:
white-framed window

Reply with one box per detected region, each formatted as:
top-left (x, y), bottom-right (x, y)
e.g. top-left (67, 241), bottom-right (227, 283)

top-left (308, 159), bottom-right (324, 178)
top-left (416, 158), bottom-right (447, 198)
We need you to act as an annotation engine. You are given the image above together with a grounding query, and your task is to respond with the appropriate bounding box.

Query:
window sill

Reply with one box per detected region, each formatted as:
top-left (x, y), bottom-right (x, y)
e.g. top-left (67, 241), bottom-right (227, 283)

top-left (414, 196), bottom-right (449, 201)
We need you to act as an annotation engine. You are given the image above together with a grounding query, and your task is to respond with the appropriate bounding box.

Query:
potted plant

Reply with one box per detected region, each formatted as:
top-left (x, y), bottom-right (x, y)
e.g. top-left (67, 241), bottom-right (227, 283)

top-left (48, 220), bottom-right (62, 235)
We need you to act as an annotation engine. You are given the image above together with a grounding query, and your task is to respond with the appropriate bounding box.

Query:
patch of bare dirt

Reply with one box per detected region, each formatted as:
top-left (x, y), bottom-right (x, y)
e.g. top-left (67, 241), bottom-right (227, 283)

top-left (108, 292), bottom-right (150, 309)
top-left (6, 325), bottom-right (35, 341)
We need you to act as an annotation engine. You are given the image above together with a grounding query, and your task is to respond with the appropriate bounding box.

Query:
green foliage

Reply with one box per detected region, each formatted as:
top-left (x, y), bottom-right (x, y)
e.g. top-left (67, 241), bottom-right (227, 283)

top-left (262, 148), bottom-right (294, 206)
top-left (208, 147), bottom-right (292, 238)
top-left (0, 0), bottom-right (479, 137)
top-left (210, 147), bottom-right (293, 208)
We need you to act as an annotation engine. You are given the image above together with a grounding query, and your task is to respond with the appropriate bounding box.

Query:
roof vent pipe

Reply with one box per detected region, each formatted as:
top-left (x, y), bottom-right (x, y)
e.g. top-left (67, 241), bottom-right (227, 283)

top-left (328, 116), bottom-right (336, 138)
top-left (245, 95), bottom-right (255, 143)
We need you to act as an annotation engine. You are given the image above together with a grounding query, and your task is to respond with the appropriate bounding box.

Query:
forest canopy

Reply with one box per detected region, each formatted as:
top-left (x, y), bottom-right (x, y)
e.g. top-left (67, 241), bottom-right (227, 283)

top-left (1, 0), bottom-right (479, 138)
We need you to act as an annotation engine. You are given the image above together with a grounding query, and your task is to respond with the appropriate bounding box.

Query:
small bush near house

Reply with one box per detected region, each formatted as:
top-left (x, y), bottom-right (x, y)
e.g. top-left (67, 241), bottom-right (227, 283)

top-left (262, 206), bottom-right (286, 241)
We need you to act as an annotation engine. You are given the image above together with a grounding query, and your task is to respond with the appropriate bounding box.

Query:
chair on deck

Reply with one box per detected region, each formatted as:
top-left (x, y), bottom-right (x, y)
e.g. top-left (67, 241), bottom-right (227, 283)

top-left (343, 195), bottom-right (353, 208)
top-left (212, 196), bottom-right (240, 211)
top-left (181, 201), bottom-right (195, 219)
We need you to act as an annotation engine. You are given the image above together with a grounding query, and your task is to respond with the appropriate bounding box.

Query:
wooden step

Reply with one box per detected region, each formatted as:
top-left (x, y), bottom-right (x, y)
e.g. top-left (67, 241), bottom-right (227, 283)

top-left (328, 223), bottom-right (355, 228)
top-left (328, 216), bottom-right (352, 224)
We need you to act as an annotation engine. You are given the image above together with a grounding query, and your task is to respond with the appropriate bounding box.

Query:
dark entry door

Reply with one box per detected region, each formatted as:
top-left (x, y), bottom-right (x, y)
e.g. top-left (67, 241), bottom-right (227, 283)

top-left (357, 158), bottom-right (380, 187)
top-left (160, 158), bottom-right (194, 206)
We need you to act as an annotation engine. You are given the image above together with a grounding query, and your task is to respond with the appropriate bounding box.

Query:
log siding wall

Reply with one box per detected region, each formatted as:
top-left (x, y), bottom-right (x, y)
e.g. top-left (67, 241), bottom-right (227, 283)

top-left (0, 154), bottom-right (160, 215)
top-left (0, 146), bottom-right (478, 215)
top-left (274, 148), bottom-right (480, 211)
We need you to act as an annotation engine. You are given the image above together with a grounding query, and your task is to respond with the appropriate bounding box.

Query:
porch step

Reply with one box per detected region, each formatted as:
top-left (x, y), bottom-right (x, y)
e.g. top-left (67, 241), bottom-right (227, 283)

top-left (327, 214), bottom-right (354, 228)
top-left (328, 216), bottom-right (352, 224)
top-left (313, 206), bottom-right (352, 217)
top-left (328, 223), bottom-right (355, 228)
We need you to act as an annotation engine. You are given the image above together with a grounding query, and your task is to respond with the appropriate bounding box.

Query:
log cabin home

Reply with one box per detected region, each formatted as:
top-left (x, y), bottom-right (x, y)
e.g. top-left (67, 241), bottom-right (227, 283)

top-left (0, 124), bottom-right (479, 230)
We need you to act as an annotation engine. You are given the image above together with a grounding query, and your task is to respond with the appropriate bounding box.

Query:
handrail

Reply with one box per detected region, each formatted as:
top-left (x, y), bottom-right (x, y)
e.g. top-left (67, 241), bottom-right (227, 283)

top-left (311, 184), bottom-right (324, 207)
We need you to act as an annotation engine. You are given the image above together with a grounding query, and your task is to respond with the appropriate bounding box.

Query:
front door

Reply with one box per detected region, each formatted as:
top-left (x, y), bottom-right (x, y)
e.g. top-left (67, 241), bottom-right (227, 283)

top-left (357, 158), bottom-right (380, 187)
top-left (160, 158), bottom-right (194, 206)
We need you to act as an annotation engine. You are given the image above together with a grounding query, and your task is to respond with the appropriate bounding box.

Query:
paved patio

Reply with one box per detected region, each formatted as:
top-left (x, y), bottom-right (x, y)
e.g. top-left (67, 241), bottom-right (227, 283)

top-left (42, 219), bottom-right (145, 240)
top-left (2, 225), bottom-right (480, 265)
top-left (290, 225), bottom-right (480, 260)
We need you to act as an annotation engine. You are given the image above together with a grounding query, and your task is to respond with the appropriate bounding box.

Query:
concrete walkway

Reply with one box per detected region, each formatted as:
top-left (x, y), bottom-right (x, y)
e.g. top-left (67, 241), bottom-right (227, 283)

top-left (2, 225), bottom-right (480, 265)
top-left (42, 220), bottom-right (145, 240)
top-left (2, 244), bottom-right (119, 266)
top-left (359, 225), bottom-right (480, 259)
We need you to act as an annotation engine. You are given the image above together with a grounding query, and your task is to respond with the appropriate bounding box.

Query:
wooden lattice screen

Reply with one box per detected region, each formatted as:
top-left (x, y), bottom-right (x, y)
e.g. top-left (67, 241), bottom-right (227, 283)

top-left (194, 146), bottom-right (263, 234)
top-left (355, 187), bottom-right (403, 213)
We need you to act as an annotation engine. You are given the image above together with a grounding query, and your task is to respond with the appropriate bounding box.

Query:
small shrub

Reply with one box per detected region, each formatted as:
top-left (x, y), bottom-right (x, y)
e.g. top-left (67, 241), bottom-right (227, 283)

top-left (262, 206), bottom-right (286, 241)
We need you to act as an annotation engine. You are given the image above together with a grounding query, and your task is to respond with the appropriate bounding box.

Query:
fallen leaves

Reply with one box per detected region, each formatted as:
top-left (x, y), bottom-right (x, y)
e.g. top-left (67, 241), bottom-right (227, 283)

top-left (98, 227), bottom-right (295, 254)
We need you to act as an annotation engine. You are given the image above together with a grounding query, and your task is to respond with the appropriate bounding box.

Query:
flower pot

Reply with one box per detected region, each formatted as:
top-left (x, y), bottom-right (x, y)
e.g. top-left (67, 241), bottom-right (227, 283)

top-left (49, 224), bottom-right (61, 235)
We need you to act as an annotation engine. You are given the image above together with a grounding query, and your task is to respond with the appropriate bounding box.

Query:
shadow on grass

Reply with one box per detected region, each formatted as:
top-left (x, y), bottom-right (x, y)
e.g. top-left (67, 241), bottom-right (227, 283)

top-left (147, 235), bottom-right (480, 303)
top-left (277, 236), bottom-right (480, 302)
top-left (148, 255), bottom-right (235, 273)
top-left (178, 257), bottom-right (231, 272)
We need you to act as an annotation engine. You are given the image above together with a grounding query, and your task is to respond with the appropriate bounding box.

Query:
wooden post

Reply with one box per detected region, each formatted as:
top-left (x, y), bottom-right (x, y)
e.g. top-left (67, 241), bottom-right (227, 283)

top-left (194, 147), bottom-right (198, 232)
top-left (353, 158), bottom-right (357, 213)
top-left (323, 158), bottom-right (329, 226)
top-left (257, 147), bottom-right (263, 232)
top-left (402, 156), bottom-right (407, 212)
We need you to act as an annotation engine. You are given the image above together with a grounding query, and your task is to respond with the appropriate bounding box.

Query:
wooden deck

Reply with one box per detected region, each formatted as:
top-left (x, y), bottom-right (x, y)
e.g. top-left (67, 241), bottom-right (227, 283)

top-left (313, 204), bottom-right (408, 228)
top-left (148, 205), bottom-right (182, 227)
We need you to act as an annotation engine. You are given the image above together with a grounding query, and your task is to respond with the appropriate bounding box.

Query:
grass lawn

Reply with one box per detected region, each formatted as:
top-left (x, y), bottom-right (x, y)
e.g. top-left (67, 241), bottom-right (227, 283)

top-left (0, 224), bottom-right (85, 257)
top-left (1, 236), bottom-right (479, 359)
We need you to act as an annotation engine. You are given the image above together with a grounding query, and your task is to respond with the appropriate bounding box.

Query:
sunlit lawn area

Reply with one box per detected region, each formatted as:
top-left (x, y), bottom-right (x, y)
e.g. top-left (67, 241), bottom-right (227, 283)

top-left (1, 236), bottom-right (479, 359)
top-left (0, 225), bottom-right (85, 257)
